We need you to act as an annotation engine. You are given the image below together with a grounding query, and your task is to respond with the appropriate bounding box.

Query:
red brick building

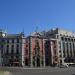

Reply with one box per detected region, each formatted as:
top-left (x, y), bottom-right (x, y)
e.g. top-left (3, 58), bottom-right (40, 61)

top-left (24, 32), bottom-right (59, 67)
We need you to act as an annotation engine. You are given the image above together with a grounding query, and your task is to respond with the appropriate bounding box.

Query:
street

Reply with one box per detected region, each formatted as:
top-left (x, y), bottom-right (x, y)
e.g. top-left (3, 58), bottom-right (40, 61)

top-left (0, 67), bottom-right (75, 75)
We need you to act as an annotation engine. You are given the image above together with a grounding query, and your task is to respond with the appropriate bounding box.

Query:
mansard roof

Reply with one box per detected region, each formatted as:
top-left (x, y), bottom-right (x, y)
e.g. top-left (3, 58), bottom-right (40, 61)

top-left (5, 32), bottom-right (24, 38)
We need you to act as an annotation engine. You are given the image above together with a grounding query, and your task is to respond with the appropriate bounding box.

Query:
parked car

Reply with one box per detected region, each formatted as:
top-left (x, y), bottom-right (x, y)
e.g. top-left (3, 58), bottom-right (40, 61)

top-left (68, 63), bottom-right (75, 67)
top-left (59, 64), bottom-right (69, 68)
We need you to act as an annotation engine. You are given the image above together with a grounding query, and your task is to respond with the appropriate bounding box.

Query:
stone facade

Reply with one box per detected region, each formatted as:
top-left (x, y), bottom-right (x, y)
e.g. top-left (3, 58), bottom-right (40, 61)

top-left (0, 30), bottom-right (25, 66)
top-left (1, 28), bottom-right (75, 67)
top-left (42, 28), bottom-right (75, 65)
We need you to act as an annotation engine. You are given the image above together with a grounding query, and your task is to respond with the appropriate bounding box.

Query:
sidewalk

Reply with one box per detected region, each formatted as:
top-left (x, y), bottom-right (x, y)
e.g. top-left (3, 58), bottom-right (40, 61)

top-left (0, 71), bottom-right (12, 75)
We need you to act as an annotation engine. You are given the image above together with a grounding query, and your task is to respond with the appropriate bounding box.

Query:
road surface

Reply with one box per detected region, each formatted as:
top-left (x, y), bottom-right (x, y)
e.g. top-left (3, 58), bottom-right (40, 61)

top-left (0, 67), bottom-right (75, 75)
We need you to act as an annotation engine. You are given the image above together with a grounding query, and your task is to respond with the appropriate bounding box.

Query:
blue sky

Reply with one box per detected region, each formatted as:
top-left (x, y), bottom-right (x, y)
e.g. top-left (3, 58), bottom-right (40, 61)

top-left (0, 0), bottom-right (75, 35)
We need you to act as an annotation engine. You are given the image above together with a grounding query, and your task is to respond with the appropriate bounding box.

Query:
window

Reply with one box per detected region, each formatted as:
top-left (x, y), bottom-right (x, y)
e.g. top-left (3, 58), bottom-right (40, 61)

top-left (25, 49), bottom-right (28, 55)
top-left (16, 56), bottom-right (19, 59)
top-left (16, 44), bottom-right (19, 54)
top-left (73, 43), bottom-right (75, 57)
top-left (11, 45), bottom-right (14, 54)
top-left (1, 45), bottom-right (3, 49)
top-left (68, 38), bottom-right (70, 41)
top-left (26, 44), bottom-right (28, 47)
top-left (73, 43), bottom-right (74, 50)
top-left (7, 45), bottom-right (9, 48)
top-left (17, 39), bottom-right (19, 43)
top-left (16, 49), bottom-right (19, 54)
top-left (56, 35), bottom-right (59, 39)
top-left (70, 43), bottom-right (72, 57)
top-left (74, 50), bottom-right (75, 57)
top-left (63, 54), bottom-right (65, 57)
top-left (60, 60), bottom-right (62, 64)
top-left (25, 58), bottom-right (28, 66)
top-left (54, 50), bottom-right (56, 54)
top-left (17, 44), bottom-right (19, 48)
top-left (71, 39), bottom-right (73, 42)
top-left (12, 39), bottom-right (14, 43)
top-left (1, 39), bottom-right (5, 42)
top-left (61, 37), bottom-right (64, 41)
top-left (60, 34), bottom-right (62, 36)
top-left (6, 45), bottom-right (9, 54)
top-left (63, 42), bottom-right (65, 57)
top-left (1, 39), bottom-right (5, 45)
top-left (65, 38), bottom-right (67, 41)
top-left (1, 45), bottom-right (3, 54)
top-left (7, 40), bottom-right (9, 43)
top-left (11, 56), bottom-right (13, 59)
top-left (59, 50), bottom-right (61, 53)
top-left (66, 43), bottom-right (69, 57)
top-left (60, 54), bottom-right (62, 57)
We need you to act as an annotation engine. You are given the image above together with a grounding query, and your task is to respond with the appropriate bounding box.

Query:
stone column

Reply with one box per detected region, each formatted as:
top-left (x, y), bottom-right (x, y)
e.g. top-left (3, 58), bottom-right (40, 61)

top-left (50, 41), bottom-right (53, 65)
top-left (68, 42), bottom-right (70, 57)
top-left (71, 41), bottom-right (74, 57)
top-left (56, 39), bottom-right (60, 65)
top-left (30, 38), bottom-right (33, 67)
top-left (43, 39), bottom-right (46, 67)
top-left (65, 42), bottom-right (67, 57)
top-left (61, 41), bottom-right (64, 64)
top-left (73, 39), bottom-right (74, 57)
top-left (74, 42), bottom-right (75, 57)
top-left (22, 38), bottom-right (25, 67)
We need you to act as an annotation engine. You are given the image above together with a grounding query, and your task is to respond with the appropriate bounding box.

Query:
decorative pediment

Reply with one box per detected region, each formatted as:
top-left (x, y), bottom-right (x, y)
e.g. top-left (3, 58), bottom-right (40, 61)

top-left (31, 32), bottom-right (41, 37)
